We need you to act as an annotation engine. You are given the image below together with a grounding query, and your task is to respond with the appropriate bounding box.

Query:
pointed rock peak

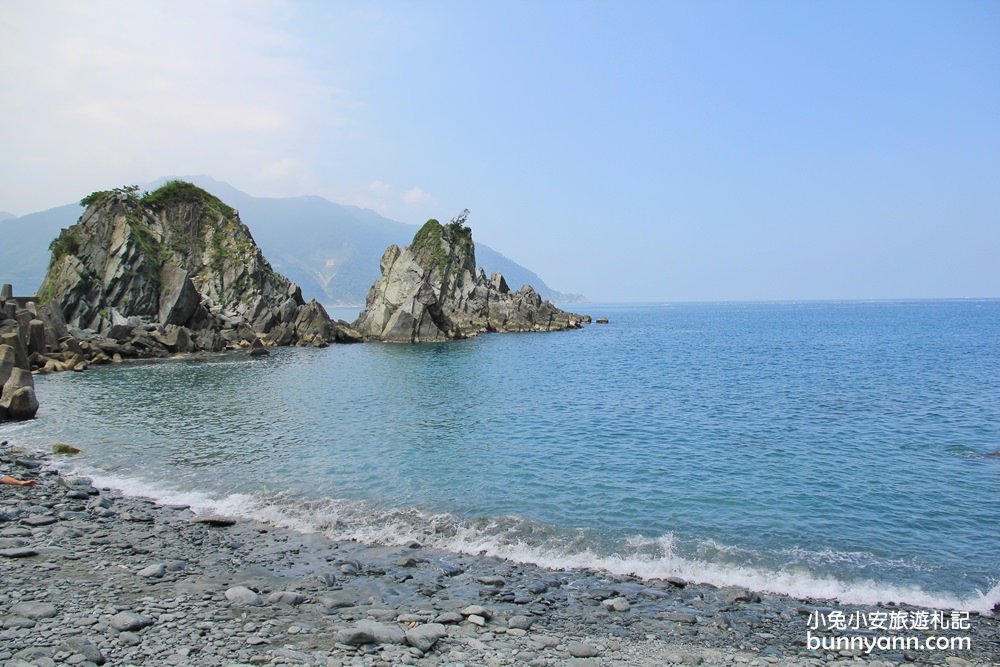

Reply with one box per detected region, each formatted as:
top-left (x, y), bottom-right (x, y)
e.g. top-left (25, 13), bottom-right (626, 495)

top-left (354, 209), bottom-right (587, 342)
top-left (410, 210), bottom-right (475, 280)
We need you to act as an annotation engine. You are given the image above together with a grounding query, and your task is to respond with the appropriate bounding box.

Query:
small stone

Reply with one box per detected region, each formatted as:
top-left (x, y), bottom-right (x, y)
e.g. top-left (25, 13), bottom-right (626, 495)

top-left (527, 581), bottom-right (548, 594)
top-left (945, 658), bottom-right (973, 667)
top-left (568, 641), bottom-right (601, 658)
top-left (0, 547), bottom-right (38, 558)
top-left (477, 576), bottom-right (506, 586)
top-left (405, 622), bottom-right (447, 652)
top-left (319, 596), bottom-right (352, 610)
top-left (601, 597), bottom-right (631, 612)
top-left (137, 563), bottom-right (166, 578)
top-left (190, 515), bottom-right (236, 526)
top-left (662, 612), bottom-right (699, 624)
top-left (508, 615), bottom-right (534, 630)
top-left (20, 515), bottom-right (57, 527)
top-left (435, 611), bottom-right (464, 624)
top-left (225, 586), bottom-right (263, 606)
top-left (3, 616), bottom-right (36, 629)
top-left (461, 604), bottom-right (493, 619)
top-left (356, 620), bottom-right (406, 645)
top-left (467, 614), bottom-right (487, 626)
top-left (313, 572), bottom-right (337, 586)
top-left (58, 639), bottom-right (105, 666)
top-left (267, 591), bottom-right (306, 605)
top-left (10, 601), bottom-right (58, 619)
top-left (336, 627), bottom-right (376, 646)
top-left (118, 632), bottom-right (142, 646)
top-left (109, 611), bottom-right (154, 632)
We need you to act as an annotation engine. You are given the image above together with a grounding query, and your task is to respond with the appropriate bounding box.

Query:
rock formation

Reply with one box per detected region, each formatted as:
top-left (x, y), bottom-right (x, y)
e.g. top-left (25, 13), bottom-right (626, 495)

top-left (354, 212), bottom-right (587, 342)
top-left (0, 285), bottom-right (40, 421)
top-left (36, 182), bottom-right (361, 354)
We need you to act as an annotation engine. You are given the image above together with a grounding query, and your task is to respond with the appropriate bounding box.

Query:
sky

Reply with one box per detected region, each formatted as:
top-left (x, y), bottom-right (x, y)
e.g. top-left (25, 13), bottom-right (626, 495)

top-left (1, 1), bottom-right (998, 302)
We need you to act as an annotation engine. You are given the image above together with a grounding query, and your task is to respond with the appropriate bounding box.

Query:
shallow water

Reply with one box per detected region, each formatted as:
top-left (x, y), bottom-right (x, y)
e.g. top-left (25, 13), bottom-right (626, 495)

top-left (4, 299), bottom-right (999, 611)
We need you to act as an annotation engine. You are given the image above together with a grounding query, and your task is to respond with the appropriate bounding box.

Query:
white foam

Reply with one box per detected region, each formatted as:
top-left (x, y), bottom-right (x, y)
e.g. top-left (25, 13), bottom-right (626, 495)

top-left (58, 464), bottom-right (1000, 615)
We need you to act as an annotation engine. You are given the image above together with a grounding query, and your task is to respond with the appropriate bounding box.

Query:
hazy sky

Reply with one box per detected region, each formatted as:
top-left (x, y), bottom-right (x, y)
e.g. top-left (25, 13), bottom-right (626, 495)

top-left (2, 1), bottom-right (997, 301)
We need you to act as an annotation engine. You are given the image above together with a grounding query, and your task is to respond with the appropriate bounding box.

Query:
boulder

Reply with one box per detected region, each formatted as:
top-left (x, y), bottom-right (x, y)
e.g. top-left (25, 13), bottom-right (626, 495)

top-left (0, 344), bottom-right (14, 387)
top-left (1, 367), bottom-right (38, 420)
top-left (0, 330), bottom-right (29, 370)
top-left (4, 387), bottom-right (39, 420)
top-left (157, 265), bottom-right (200, 326)
top-left (25, 319), bottom-right (47, 355)
top-left (247, 337), bottom-right (269, 356)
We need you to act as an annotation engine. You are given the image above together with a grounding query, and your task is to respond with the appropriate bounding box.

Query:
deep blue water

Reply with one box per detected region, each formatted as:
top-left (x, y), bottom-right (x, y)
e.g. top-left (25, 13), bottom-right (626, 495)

top-left (4, 300), bottom-right (999, 611)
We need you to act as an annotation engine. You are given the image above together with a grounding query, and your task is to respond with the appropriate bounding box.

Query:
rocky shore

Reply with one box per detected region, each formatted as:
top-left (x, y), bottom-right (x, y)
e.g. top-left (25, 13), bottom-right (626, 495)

top-left (2, 441), bottom-right (996, 667)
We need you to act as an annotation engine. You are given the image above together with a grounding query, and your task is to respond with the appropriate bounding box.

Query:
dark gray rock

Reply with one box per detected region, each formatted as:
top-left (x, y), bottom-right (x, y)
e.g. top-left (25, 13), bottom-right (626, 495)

top-left (336, 627), bottom-right (376, 646)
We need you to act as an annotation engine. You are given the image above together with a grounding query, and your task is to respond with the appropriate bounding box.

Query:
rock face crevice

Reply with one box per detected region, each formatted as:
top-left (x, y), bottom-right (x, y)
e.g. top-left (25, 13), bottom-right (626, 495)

top-left (353, 213), bottom-right (587, 342)
top-left (37, 182), bottom-right (361, 352)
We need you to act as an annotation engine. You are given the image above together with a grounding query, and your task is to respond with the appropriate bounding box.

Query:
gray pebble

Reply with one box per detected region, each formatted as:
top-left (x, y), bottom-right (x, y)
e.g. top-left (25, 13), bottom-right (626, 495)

top-left (109, 610), bottom-right (154, 632)
top-left (10, 601), bottom-right (58, 619)
top-left (568, 641), bottom-right (601, 657)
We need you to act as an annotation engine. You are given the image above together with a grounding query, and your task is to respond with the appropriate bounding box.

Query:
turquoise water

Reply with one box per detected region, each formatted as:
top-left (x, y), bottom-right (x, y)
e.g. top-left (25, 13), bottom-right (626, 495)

top-left (4, 300), bottom-right (999, 611)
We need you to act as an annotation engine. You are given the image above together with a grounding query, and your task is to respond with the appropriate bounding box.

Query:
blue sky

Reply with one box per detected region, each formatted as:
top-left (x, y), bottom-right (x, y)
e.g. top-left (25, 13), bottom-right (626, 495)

top-left (2, 1), bottom-right (997, 301)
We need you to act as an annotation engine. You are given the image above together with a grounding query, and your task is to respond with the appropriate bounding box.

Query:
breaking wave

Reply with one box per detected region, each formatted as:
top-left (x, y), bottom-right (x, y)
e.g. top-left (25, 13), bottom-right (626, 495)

top-left (64, 464), bottom-right (1000, 615)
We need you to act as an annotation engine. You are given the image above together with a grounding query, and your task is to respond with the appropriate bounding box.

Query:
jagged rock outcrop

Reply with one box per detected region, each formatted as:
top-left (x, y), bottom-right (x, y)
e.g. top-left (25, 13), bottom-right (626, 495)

top-left (36, 182), bottom-right (361, 353)
top-left (354, 213), bottom-right (587, 342)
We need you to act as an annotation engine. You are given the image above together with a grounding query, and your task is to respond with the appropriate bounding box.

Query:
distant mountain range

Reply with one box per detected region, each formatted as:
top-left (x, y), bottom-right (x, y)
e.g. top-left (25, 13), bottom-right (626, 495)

top-left (0, 176), bottom-right (585, 306)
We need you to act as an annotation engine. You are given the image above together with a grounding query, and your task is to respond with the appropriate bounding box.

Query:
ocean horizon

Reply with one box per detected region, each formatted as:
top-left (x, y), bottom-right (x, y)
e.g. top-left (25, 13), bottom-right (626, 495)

top-left (4, 298), bottom-right (999, 614)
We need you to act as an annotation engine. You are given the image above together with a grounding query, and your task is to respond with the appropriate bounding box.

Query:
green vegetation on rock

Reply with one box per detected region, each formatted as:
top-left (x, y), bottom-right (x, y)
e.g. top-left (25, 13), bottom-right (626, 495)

top-left (142, 180), bottom-right (236, 219)
top-left (47, 228), bottom-right (79, 266)
top-left (80, 185), bottom-right (140, 208)
top-left (410, 212), bottom-right (474, 279)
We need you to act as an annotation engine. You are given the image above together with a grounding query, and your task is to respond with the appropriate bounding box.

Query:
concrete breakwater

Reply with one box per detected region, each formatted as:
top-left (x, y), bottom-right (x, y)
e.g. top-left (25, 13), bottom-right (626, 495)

top-left (1, 440), bottom-right (997, 667)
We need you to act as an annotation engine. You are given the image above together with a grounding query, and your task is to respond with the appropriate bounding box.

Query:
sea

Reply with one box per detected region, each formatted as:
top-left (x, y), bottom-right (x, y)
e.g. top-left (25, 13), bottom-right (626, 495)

top-left (3, 299), bottom-right (999, 613)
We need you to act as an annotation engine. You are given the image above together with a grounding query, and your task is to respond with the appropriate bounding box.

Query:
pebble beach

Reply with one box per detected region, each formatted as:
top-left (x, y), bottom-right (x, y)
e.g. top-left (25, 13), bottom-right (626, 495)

top-left (2, 440), bottom-right (998, 667)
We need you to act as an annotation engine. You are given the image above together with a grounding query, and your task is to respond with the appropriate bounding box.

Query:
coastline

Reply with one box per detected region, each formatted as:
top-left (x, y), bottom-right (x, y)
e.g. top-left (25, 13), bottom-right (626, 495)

top-left (2, 441), bottom-right (997, 667)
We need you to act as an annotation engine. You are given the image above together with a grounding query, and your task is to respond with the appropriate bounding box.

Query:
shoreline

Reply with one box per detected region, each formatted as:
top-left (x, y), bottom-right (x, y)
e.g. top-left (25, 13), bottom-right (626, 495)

top-left (2, 441), bottom-right (998, 666)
